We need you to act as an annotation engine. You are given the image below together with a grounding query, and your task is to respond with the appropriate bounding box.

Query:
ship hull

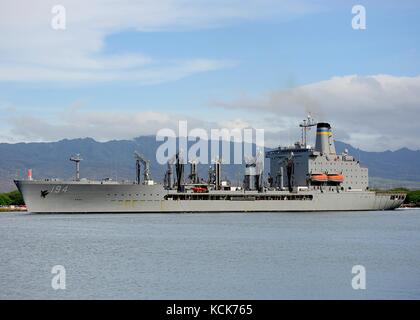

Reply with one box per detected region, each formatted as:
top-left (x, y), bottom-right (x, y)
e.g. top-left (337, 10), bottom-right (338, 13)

top-left (15, 180), bottom-right (405, 213)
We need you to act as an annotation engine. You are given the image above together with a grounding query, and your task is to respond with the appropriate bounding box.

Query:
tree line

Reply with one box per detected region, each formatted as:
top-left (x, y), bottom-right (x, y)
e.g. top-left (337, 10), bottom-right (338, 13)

top-left (0, 190), bottom-right (24, 206)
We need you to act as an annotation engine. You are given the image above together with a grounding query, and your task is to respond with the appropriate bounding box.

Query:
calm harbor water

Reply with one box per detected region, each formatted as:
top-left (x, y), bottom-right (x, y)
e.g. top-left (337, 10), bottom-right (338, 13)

top-left (1, 209), bottom-right (420, 299)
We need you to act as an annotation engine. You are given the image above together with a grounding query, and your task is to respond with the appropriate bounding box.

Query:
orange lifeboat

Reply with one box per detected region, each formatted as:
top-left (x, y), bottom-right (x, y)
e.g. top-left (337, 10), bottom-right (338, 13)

top-left (310, 173), bottom-right (328, 182)
top-left (192, 186), bottom-right (208, 193)
top-left (327, 173), bottom-right (344, 182)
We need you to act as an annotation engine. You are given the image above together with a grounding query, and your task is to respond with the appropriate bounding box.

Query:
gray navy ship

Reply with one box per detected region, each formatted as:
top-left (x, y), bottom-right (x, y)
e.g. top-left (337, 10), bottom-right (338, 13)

top-left (15, 120), bottom-right (406, 213)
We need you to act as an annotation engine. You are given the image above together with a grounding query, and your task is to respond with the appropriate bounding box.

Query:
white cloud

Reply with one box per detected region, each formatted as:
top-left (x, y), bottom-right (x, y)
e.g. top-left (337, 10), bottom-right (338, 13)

top-left (0, 105), bottom-right (273, 145)
top-left (0, 0), bottom-right (318, 84)
top-left (2, 74), bottom-right (419, 151)
top-left (5, 108), bottom-right (212, 142)
top-left (213, 74), bottom-right (420, 151)
top-left (0, 58), bottom-right (236, 84)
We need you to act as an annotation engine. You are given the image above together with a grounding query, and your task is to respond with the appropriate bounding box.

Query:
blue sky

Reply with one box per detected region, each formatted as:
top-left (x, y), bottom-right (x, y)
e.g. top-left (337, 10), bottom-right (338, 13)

top-left (0, 0), bottom-right (419, 150)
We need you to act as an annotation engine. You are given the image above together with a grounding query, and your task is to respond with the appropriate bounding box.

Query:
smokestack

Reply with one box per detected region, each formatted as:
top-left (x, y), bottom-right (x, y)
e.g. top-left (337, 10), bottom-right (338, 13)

top-left (27, 169), bottom-right (33, 181)
top-left (315, 122), bottom-right (336, 155)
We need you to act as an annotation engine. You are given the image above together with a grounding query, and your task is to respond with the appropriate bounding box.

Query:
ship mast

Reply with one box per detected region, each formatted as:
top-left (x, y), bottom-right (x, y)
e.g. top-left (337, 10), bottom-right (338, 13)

top-left (299, 114), bottom-right (316, 147)
top-left (70, 154), bottom-right (82, 181)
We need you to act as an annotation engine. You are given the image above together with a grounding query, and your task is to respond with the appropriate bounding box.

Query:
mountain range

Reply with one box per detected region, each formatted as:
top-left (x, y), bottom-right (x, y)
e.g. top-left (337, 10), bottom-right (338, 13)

top-left (0, 136), bottom-right (419, 192)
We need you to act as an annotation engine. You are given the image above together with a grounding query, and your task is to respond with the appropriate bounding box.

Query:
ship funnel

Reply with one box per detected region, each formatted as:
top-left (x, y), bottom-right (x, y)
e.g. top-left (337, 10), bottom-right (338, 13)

top-left (315, 123), bottom-right (336, 154)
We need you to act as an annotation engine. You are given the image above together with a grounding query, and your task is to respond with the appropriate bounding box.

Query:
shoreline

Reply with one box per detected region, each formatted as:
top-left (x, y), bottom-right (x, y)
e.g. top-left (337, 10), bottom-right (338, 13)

top-left (0, 206), bottom-right (27, 212)
top-left (400, 203), bottom-right (420, 208)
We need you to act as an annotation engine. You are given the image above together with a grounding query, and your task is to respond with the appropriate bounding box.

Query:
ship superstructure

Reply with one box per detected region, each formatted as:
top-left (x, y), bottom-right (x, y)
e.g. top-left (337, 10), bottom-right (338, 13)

top-left (266, 122), bottom-right (368, 192)
top-left (14, 120), bottom-right (406, 213)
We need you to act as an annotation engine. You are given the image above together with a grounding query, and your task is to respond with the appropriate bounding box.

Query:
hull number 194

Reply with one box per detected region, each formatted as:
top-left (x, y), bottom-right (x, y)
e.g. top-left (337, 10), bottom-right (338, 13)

top-left (50, 185), bottom-right (69, 193)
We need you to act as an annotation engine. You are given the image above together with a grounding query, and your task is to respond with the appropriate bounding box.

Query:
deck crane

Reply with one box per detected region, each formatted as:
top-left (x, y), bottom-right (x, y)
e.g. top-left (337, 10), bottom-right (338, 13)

top-left (134, 151), bottom-right (152, 184)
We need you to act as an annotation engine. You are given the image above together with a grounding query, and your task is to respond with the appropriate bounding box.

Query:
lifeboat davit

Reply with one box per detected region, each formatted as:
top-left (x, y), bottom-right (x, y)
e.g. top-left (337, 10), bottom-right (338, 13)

top-left (310, 173), bottom-right (328, 182)
top-left (327, 173), bottom-right (344, 182)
